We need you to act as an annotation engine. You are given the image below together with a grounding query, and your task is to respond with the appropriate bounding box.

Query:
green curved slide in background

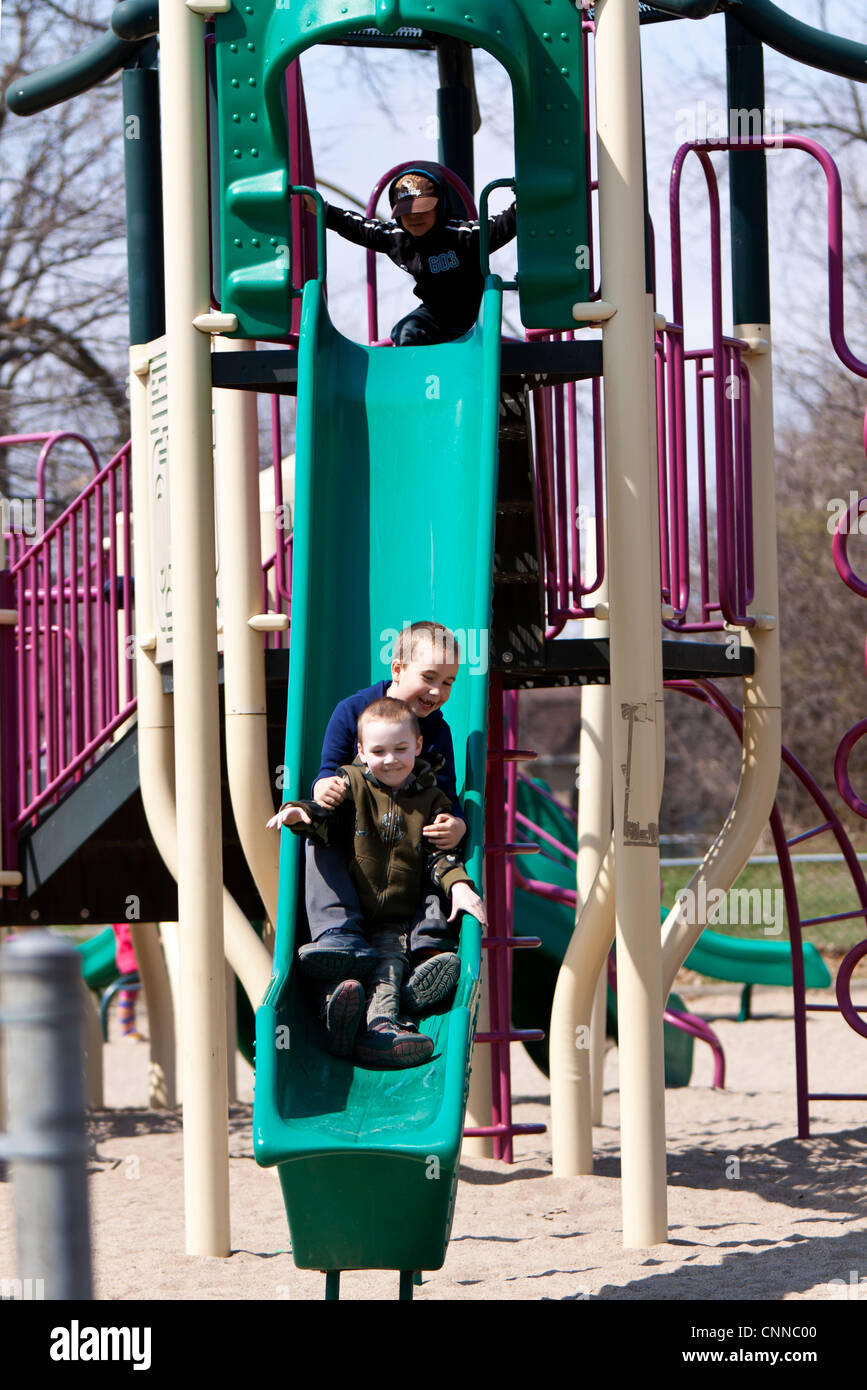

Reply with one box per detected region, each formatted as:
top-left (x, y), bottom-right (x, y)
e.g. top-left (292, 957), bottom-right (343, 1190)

top-left (512, 777), bottom-right (831, 1075)
top-left (252, 275), bottom-right (503, 1273)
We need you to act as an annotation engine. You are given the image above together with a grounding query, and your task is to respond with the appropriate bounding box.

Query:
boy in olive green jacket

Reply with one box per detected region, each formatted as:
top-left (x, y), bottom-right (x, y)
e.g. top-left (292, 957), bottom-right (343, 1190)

top-left (272, 696), bottom-right (485, 1068)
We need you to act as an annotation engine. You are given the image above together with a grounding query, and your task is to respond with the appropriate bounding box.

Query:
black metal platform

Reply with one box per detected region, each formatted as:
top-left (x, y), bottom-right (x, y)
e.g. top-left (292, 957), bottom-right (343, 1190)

top-left (210, 338), bottom-right (602, 396)
top-left (500, 636), bottom-right (755, 688)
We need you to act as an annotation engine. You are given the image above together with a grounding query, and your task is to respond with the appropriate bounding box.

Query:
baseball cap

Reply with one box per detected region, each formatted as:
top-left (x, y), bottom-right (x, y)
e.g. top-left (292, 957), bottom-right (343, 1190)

top-left (390, 172), bottom-right (439, 218)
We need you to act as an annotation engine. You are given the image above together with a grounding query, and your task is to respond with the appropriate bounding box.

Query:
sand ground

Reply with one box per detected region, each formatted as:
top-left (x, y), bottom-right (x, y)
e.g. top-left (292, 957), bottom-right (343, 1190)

top-left (2, 981), bottom-right (867, 1303)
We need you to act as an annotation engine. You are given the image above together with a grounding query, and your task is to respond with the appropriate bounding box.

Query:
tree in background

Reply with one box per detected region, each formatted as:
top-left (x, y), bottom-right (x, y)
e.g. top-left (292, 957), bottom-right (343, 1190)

top-left (0, 0), bottom-right (128, 513)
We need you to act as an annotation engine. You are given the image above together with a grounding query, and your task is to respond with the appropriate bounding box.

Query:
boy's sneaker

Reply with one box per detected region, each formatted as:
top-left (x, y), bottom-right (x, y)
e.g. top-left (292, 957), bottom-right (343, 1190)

top-left (354, 1018), bottom-right (434, 1069)
top-left (400, 953), bottom-right (460, 1015)
top-left (321, 979), bottom-right (366, 1058)
top-left (298, 929), bottom-right (379, 980)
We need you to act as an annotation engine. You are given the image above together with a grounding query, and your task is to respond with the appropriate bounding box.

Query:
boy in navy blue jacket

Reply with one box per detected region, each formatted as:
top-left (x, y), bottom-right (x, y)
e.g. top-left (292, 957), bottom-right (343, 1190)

top-left (306, 165), bottom-right (516, 345)
top-left (281, 621), bottom-right (471, 1014)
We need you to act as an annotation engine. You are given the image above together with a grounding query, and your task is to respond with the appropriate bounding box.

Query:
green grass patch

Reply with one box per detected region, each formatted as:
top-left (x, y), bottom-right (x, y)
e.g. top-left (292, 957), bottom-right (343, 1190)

top-left (662, 859), bottom-right (867, 956)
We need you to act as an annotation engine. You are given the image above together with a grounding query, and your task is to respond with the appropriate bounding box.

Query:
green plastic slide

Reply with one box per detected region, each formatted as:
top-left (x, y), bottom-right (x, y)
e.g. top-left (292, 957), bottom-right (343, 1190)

top-left (252, 275), bottom-right (503, 1274)
top-left (684, 925), bottom-right (831, 990)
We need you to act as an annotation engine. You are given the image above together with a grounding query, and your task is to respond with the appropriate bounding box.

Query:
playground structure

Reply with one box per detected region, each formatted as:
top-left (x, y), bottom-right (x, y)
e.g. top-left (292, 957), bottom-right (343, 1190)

top-left (1, 0), bottom-right (867, 1296)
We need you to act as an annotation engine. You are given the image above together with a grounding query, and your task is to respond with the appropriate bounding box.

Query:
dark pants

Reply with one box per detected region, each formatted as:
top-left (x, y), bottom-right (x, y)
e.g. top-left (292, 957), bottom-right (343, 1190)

top-left (305, 841), bottom-right (458, 955)
top-left (365, 924), bottom-right (411, 1025)
top-left (390, 306), bottom-right (465, 347)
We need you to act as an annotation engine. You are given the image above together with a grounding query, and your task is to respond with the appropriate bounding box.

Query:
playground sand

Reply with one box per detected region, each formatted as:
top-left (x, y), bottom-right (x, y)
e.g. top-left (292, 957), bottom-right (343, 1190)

top-left (2, 982), bottom-right (866, 1303)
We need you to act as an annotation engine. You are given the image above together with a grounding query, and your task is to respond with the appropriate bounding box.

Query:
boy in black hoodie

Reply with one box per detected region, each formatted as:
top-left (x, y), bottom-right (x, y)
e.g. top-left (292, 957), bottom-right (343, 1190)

top-left (305, 166), bottom-right (516, 344)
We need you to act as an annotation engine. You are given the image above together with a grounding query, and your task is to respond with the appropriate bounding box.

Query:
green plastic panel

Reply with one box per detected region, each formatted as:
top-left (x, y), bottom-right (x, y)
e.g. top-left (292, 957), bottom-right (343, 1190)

top-left (77, 926), bottom-right (120, 991)
top-left (252, 278), bottom-right (502, 1272)
top-left (214, 0), bottom-right (589, 336)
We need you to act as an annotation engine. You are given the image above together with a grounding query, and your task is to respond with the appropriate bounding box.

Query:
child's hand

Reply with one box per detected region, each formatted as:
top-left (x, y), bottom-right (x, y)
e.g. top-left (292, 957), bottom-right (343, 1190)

top-left (448, 882), bottom-right (487, 926)
top-left (302, 193), bottom-right (317, 213)
top-left (423, 813), bottom-right (465, 850)
top-left (312, 775), bottom-right (347, 808)
top-left (266, 804), bottom-right (311, 830)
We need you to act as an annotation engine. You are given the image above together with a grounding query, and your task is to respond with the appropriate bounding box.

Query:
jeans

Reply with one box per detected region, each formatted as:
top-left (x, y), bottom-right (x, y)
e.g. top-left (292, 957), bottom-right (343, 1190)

top-left (304, 841), bottom-right (458, 954)
top-left (390, 305), bottom-right (464, 346)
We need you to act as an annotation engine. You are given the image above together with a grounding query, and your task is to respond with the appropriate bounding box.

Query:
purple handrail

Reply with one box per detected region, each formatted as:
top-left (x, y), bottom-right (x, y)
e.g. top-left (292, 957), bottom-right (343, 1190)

top-left (0, 432), bottom-right (101, 507)
top-left (832, 435), bottom-right (867, 815)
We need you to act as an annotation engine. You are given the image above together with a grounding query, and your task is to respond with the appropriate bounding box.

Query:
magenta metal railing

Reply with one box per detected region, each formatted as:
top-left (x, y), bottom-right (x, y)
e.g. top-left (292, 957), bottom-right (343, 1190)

top-left (0, 404), bottom-right (292, 868)
top-left (831, 432), bottom-right (867, 819)
top-left (0, 431), bottom-right (102, 509)
top-left (467, 679), bottom-right (545, 1161)
top-left (666, 143), bottom-right (758, 629)
top-left (662, 132), bottom-right (867, 631)
top-left (5, 440), bottom-right (136, 833)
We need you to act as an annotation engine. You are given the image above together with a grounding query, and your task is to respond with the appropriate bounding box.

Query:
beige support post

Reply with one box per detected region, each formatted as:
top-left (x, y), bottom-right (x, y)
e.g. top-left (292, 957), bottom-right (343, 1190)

top-left (550, 835), bottom-right (615, 1173)
top-left (158, 0), bottom-right (229, 1256)
top-left (159, 923), bottom-right (184, 1101)
top-left (213, 338), bottom-right (280, 926)
top-left (589, 959), bottom-right (608, 1126)
top-left (79, 977), bottom-right (104, 1109)
top-left (550, 528), bottom-right (614, 1168)
top-left (595, 0), bottom-right (668, 1246)
top-left (129, 921), bottom-right (176, 1107)
top-left (660, 328), bottom-right (781, 993)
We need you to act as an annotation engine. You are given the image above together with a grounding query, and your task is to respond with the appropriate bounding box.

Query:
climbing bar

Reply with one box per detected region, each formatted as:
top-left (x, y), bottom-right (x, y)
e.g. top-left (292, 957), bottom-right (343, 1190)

top-left (479, 178), bottom-right (517, 289)
top-left (5, 23), bottom-right (150, 115)
top-left (481, 936), bottom-right (541, 949)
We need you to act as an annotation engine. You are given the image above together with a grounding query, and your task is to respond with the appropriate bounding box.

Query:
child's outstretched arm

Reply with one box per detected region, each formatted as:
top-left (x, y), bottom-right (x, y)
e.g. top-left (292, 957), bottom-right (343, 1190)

top-left (266, 804), bottom-right (312, 831)
top-left (447, 880), bottom-right (487, 926)
top-left (488, 199), bottom-right (517, 253)
top-left (304, 194), bottom-right (397, 252)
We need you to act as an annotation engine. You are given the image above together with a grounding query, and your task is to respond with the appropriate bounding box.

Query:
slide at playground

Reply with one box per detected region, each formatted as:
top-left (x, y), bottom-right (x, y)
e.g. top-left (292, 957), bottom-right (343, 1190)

top-left (512, 778), bottom-right (831, 1070)
top-left (252, 274), bottom-right (502, 1274)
